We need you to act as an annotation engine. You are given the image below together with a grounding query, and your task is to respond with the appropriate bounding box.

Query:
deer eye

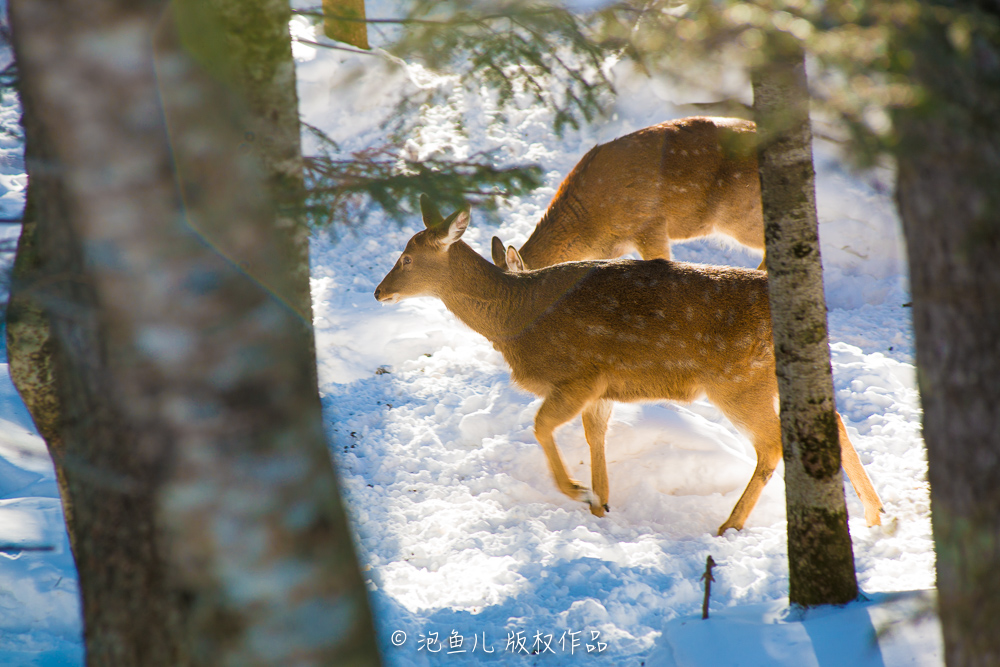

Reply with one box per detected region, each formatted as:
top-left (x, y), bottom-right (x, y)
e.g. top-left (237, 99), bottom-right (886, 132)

top-left (402, 256), bottom-right (412, 265)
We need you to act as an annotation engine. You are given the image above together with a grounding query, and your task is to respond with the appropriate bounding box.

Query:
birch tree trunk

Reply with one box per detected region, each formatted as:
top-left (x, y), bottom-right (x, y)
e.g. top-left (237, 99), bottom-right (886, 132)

top-left (752, 40), bottom-right (859, 606)
top-left (10, 0), bottom-right (380, 664)
top-left (894, 5), bottom-right (1000, 664)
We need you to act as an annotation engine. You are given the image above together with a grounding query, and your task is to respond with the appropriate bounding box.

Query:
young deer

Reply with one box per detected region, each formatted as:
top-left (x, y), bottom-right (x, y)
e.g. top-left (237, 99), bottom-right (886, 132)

top-left (510, 116), bottom-right (765, 271)
top-left (374, 196), bottom-right (883, 535)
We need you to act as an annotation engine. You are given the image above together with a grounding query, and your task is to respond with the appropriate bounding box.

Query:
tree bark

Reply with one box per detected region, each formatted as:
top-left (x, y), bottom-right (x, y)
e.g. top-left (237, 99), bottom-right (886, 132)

top-left (322, 0), bottom-right (370, 49)
top-left (4, 108), bottom-right (78, 557)
top-left (894, 5), bottom-right (1000, 665)
top-left (753, 39), bottom-right (859, 606)
top-left (10, 0), bottom-right (380, 664)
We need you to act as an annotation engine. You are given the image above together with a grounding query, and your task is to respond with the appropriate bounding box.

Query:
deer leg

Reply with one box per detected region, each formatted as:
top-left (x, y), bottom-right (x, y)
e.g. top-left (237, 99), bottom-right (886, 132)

top-left (756, 254), bottom-right (767, 271)
top-left (634, 225), bottom-right (671, 262)
top-left (534, 380), bottom-right (601, 507)
top-left (712, 385), bottom-right (783, 535)
top-left (836, 412), bottom-right (884, 526)
top-left (582, 399), bottom-right (613, 517)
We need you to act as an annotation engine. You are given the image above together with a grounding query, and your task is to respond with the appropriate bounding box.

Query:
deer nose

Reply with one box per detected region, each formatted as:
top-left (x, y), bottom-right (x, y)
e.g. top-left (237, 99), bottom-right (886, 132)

top-left (373, 286), bottom-right (382, 300)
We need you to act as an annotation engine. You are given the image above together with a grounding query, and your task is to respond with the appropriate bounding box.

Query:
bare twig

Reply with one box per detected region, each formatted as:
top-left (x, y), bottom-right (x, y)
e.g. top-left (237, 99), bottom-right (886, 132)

top-left (701, 555), bottom-right (717, 619)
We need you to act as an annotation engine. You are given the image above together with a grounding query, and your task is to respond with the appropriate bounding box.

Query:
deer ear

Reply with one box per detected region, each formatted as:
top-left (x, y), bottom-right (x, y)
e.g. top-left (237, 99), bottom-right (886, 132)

top-left (434, 205), bottom-right (470, 248)
top-left (506, 245), bottom-right (526, 272)
top-left (491, 236), bottom-right (509, 270)
top-left (420, 194), bottom-right (445, 229)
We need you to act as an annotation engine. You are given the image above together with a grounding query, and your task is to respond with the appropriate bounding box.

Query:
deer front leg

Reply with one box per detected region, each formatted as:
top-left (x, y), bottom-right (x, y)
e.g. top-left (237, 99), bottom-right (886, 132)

top-left (534, 380), bottom-right (601, 510)
top-left (582, 399), bottom-right (613, 517)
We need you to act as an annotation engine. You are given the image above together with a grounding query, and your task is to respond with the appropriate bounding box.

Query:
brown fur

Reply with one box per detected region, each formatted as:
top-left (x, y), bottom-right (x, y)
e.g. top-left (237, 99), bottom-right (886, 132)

top-left (375, 198), bottom-right (883, 535)
top-left (514, 116), bottom-right (765, 270)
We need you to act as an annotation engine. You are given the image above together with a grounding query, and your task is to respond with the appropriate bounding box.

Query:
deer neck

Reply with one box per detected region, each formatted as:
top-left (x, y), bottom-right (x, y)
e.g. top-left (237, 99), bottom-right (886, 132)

top-left (437, 242), bottom-right (588, 345)
top-left (436, 242), bottom-right (527, 342)
top-left (518, 194), bottom-right (588, 269)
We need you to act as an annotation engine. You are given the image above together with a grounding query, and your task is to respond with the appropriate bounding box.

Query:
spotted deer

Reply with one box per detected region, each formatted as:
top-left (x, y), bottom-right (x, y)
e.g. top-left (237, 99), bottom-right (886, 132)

top-left (508, 116), bottom-right (765, 271)
top-left (374, 196), bottom-right (883, 535)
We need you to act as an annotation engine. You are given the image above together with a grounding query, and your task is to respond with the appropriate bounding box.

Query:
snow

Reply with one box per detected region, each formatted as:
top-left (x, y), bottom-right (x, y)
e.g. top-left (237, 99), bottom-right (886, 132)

top-left (0, 5), bottom-right (939, 665)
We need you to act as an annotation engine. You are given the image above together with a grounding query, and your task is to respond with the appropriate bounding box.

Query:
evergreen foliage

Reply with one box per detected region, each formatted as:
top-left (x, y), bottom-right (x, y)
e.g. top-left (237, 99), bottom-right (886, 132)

top-left (294, 1), bottom-right (615, 227)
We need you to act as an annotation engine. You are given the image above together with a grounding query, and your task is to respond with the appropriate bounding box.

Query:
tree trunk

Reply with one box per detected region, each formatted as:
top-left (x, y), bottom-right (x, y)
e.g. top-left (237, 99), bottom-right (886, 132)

top-left (752, 39), bottom-right (859, 606)
top-left (4, 113), bottom-right (77, 557)
top-left (322, 0), bottom-right (370, 49)
top-left (10, 0), bottom-right (380, 664)
top-left (894, 6), bottom-right (1000, 665)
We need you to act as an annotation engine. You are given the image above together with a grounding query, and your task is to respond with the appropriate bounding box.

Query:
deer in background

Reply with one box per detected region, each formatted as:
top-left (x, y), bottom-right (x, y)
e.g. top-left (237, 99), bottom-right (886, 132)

top-left (505, 116), bottom-right (766, 271)
top-left (374, 196), bottom-right (883, 535)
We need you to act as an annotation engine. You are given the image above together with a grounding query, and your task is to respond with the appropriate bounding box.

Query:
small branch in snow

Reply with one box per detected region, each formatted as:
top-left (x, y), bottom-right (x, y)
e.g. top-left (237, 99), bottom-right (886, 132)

top-left (701, 555), bottom-right (717, 619)
top-left (0, 545), bottom-right (55, 553)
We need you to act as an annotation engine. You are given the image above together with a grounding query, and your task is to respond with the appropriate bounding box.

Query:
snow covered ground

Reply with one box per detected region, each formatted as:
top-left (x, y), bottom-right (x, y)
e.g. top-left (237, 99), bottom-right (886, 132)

top-left (0, 6), bottom-right (940, 666)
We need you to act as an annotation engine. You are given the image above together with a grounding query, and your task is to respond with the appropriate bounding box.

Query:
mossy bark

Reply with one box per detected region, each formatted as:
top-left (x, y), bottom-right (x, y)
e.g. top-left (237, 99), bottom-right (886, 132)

top-left (753, 39), bottom-right (858, 607)
top-left (894, 6), bottom-right (1000, 665)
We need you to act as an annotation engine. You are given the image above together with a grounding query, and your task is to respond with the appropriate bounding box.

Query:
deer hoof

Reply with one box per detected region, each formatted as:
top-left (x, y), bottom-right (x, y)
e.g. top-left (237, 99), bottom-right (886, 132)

top-left (716, 521), bottom-right (741, 536)
top-left (588, 502), bottom-right (605, 518)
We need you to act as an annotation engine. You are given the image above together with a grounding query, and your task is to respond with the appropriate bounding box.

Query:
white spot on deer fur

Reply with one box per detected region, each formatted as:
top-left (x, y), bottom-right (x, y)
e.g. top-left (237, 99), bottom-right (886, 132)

top-left (734, 171), bottom-right (742, 179)
top-left (678, 340), bottom-right (687, 349)
top-left (715, 309), bottom-right (723, 320)
top-left (773, 396), bottom-right (780, 415)
top-left (717, 179), bottom-right (724, 187)
top-left (716, 340), bottom-right (727, 351)
top-left (653, 310), bottom-right (665, 318)
top-left (685, 306), bottom-right (694, 320)
top-left (681, 150), bottom-right (688, 156)
top-left (727, 312), bottom-right (736, 326)
top-left (694, 332), bottom-right (703, 341)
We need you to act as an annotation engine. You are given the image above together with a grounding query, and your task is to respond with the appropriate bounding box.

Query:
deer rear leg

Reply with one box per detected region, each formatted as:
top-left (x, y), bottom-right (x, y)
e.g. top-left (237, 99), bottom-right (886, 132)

top-left (837, 412), bottom-right (884, 526)
top-left (582, 399), bottom-right (613, 517)
top-left (712, 386), bottom-right (783, 535)
top-left (634, 224), bottom-right (671, 262)
top-left (534, 380), bottom-right (602, 508)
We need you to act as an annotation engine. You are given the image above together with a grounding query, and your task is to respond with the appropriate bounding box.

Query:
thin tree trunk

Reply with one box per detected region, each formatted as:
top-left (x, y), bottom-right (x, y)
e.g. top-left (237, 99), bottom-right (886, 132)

top-left (10, 0), bottom-right (380, 664)
top-left (322, 0), bottom-right (370, 49)
top-left (894, 6), bottom-right (1000, 665)
top-left (752, 40), bottom-right (859, 606)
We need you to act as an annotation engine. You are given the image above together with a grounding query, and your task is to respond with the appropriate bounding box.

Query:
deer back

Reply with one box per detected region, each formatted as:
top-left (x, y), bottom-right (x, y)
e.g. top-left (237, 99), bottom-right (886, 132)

top-left (517, 116), bottom-right (763, 269)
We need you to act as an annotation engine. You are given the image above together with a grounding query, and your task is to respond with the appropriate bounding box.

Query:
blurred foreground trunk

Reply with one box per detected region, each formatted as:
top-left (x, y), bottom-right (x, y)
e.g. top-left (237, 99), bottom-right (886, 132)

top-left (894, 5), bottom-right (1000, 665)
top-left (753, 38), bottom-right (859, 606)
top-left (9, 0), bottom-right (380, 664)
